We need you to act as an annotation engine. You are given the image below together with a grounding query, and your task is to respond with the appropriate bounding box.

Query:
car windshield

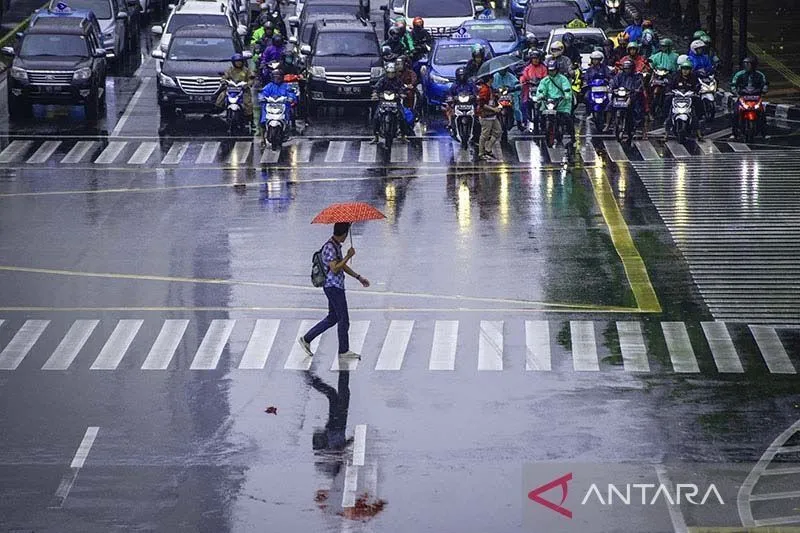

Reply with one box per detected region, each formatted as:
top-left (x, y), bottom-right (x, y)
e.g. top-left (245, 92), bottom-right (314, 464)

top-left (407, 0), bottom-right (473, 18)
top-left (466, 24), bottom-right (516, 42)
top-left (168, 36), bottom-right (234, 61)
top-left (51, 0), bottom-right (111, 19)
top-left (20, 33), bottom-right (89, 57)
top-left (526, 5), bottom-right (579, 24)
top-left (166, 14), bottom-right (229, 33)
top-left (551, 32), bottom-right (604, 53)
top-left (304, 4), bottom-right (359, 17)
top-left (302, 16), bottom-right (356, 43)
top-left (314, 32), bottom-right (376, 56)
top-left (433, 44), bottom-right (473, 65)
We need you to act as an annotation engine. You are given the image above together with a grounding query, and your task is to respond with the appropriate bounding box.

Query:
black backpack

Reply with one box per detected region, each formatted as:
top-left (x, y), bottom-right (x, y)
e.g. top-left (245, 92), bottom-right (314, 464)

top-left (311, 240), bottom-right (331, 287)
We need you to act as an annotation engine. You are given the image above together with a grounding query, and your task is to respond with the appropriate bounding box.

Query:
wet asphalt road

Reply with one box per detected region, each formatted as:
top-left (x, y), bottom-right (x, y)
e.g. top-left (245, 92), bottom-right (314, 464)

top-left (1, 7), bottom-right (800, 533)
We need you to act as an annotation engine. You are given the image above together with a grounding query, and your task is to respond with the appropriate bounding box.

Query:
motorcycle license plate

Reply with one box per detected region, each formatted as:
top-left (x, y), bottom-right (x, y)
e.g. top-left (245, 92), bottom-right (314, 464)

top-left (591, 86), bottom-right (608, 92)
top-left (456, 105), bottom-right (473, 112)
top-left (267, 104), bottom-right (284, 113)
top-left (189, 95), bottom-right (213, 103)
top-left (613, 99), bottom-right (628, 108)
top-left (542, 108), bottom-right (557, 115)
top-left (337, 86), bottom-right (362, 95)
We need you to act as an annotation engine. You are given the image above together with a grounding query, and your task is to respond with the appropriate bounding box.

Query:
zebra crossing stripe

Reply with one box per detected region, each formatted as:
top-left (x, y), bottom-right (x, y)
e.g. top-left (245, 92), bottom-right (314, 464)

top-left (285, 320), bottom-right (320, 370)
top-left (358, 141), bottom-right (376, 163)
top-left (141, 319), bottom-right (189, 370)
top-left (571, 321), bottom-right (599, 371)
top-left (422, 140), bottom-right (440, 163)
top-left (634, 140), bottom-right (660, 160)
top-left (189, 319), bottom-right (235, 370)
top-left (430, 320), bottom-right (458, 371)
top-left (325, 141), bottom-right (346, 163)
top-left (161, 142), bottom-right (189, 165)
top-left (616, 321), bottom-right (650, 372)
top-left (749, 326), bottom-right (796, 374)
top-left (579, 143), bottom-right (598, 164)
top-left (292, 141), bottom-right (312, 163)
top-left (665, 140), bottom-right (691, 158)
top-left (94, 141), bottom-right (127, 164)
top-left (525, 320), bottom-right (551, 371)
top-left (661, 322), bottom-right (700, 373)
top-left (0, 140), bottom-right (33, 163)
top-left (61, 141), bottom-right (96, 164)
top-left (452, 140), bottom-right (472, 163)
top-left (390, 143), bottom-right (408, 163)
top-left (375, 320), bottom-right (414, 370)
top-left (27, 140), bottom-right (61, 164)
top-left (260, 145), bottom-right (280, 163)
top-left (728, 142), bottom-right (751, 152)
top-left (701, 322), bottom-right (744, 373)
top-left (228, 141), bottom-right (252, 165)
top-left (127, 141), bottom-right (158, 165)
top-left (478, 320), bottom-right (504, 371)
top-left (42, 320), bottom-right (99, 371)
top-left (331, 320), bottom-right (369, 372)
top-left (547, 146), bottom-right (565, 164)
top-left (238, 319), bottom-right (280, 370)
top-left (515, 140), bottom-right (532, 163)
top-left (196, 142), bottom-right (220, 164)
top-left (90, 320), bottom-right (143, 370)
top-left (696, 140), bottom-right (721, 155)
top-left (0, 320), bottom-right (49, 370)
top-left (603, 140), bottom-right (628, 162)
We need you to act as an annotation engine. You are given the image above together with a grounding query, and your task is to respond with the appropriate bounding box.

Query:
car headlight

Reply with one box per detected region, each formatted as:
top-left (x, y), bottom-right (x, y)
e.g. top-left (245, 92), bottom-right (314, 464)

top-left (73, 67), bottom-right (92, 81)
top-left (309, 66), bottom-right (326, 79)
top-left (370, 66), bottom-right (384, 79)
top-left (11, 66), bottom-right (28, 81)
top-left (158, 72), bottom-right (177, 88)
top-left (431, 73), bottom-right (449, 84)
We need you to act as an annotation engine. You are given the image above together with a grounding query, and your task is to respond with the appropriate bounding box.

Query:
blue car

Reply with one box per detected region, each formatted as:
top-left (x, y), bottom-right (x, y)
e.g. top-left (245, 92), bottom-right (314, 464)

top-left (459, 18), bottom-right (522, 56)
top-left (420, 36), bottom-right (493, 107)
top-left (511, 0), bottom-right (596, 27)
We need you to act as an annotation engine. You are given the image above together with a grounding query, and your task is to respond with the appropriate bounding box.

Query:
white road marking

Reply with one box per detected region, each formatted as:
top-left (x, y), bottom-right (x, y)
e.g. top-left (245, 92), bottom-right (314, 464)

top-left (161, 141), bottom-right (189, 164)
top-left (701, 322), bottom-right (744, 373)
top-left (238, 319), bottom-right (280, 370)
top-left (375, 320), bottom-right (414, 370)
top-left (189, 319), bottom-right (236, 370)
top-left (228, 141), bottom-right (252, 165)
top-left (51, 426), bottom-right (100, 509)
top-left (422, 140), bottom-right (440, 163)
top-left (390, 143), bottom-right (408, 163)
top-left (665, 140), bottom-right (691, 158)
top-left (570, 321), bottom-right (599, 371)
top-left (547, 146), bottom-right (565, 163)
top-left (655, 465), bottom-right (689, 533)
top-left (602, 140), bottom-right (628, 162)
top-left (127, 141), bottom-right (158, 165)
top-left (61, 141), bottom-right (97, 163)
top-left (617, 321), bottom-right (650, 372)
top-left (285, 320), bottom-right (322, 370)
top-left (291, 141), bottom-right (312, 163)
top-left (661, 322), bottom-right (699, 373)
top-left (749, 325), bottom-right (796, 374)
top-left (0, 140), bottom-right (33, 164)
top-left (579, 143), bottom-right (598, 163)
top-left (478, 320), bottom-right (504, 371)
top-left (695, 140), bottom-right (721, 155)
top-left (142, 319), bottom-right (189, 370)
top-left (633, 140), bottom-right (660, 160)
top-left (331, 320), bottom-right (369, 372)
top-left (452, 140), bottom-right (472, 163)
top-left (728, 141), bottom-right (751, 152)
top-left (0, 320), bottom-right (50, 370)
top-left (90, 320), bottom-right (143, 370)
top-left (429, 320), bottom-right (458, 371)
top-left (342, 464), bottom-right (359, 508)
top-left (26, 140), bottom-right (61, 164)
top-left (42, 320), bottom-right (99, 370)
top-left (324, 141), bottom-right (346, 163)
top-left (353, 424), bottom-right (367, 466)
top-left (707, 127), bottom-right (732, 140)
top-left (260, 144), bottom-right (281, 163)
top-left (94, 141), bottom-right (127, 164)
top-left (111, 77), bottom-right (153, 137)
top-left (196, 142), bottom-right (221, 164)
top-left (358, 140), bottom-right (377, 163)
top-left (525, 320), bottom-right (551, 371)
top-left (515, 140), bottom-right (532, 162)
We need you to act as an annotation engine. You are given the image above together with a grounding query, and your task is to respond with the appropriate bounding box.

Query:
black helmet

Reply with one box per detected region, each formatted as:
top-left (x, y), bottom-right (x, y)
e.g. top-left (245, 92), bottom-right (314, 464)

top-left (525, 32), bottom-right (539, 46)
top-left (272, 34), bottom-right (284, 46)
top-left (603, 38), bottom-right (614, 49)
top-left (388, 26), bottom-right (401, 39)
top-left (562, 32), bottom-right (574, 46)
top-left (622, 59), bottom-right (634, 71)
top-left (281, 49), bottom-right (294, 64)
top-left (545, 59), bottom-right (557, 72)
top-left (743, 56), bottom-right (758, 68)
top-left (529, 49), bottom-right (543, 61)
top-left (455, 67), bottom-right (466, 82)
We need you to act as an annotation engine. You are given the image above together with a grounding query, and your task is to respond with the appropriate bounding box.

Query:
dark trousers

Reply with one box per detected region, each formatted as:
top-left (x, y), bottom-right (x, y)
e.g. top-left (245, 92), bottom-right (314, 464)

top-left (304, 286), bottom-right (349, 353)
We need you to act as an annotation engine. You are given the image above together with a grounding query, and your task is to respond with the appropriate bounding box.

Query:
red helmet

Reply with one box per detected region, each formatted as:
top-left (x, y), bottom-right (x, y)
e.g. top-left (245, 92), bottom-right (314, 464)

top-left (412, 16), bottom-right (424, 28)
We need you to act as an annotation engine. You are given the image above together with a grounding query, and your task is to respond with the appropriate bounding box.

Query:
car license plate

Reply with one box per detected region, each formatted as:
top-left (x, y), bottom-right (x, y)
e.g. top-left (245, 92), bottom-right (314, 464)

top-left (337, 86), bottom-right (362, 95)
top-left (189, 95), bottom-right (213, 103)
top-left (44, 86), bottom-right (59, 94)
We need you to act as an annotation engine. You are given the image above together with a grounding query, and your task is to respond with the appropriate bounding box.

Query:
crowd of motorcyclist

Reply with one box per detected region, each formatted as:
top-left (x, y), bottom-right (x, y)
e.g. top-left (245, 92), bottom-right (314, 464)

top-left (215, 2), bottom-right (770, 156)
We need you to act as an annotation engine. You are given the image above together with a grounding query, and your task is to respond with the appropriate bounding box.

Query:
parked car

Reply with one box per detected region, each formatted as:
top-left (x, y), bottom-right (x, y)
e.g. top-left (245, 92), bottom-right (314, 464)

top-left (523, 0), bottom-right (583, 41)
top-left (459, 17), bottom-right (522, 56)
top-left (48, 0), bottom-right (131, 59)
top-left (545, 27), bottom-right (606, 68)
top-left (420, 36), bottom-right (492, 106)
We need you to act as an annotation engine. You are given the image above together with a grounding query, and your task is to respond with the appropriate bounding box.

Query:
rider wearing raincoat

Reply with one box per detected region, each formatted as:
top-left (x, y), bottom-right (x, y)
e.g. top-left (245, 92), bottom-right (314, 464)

top-left (493, 67), bottom-right (523, 128)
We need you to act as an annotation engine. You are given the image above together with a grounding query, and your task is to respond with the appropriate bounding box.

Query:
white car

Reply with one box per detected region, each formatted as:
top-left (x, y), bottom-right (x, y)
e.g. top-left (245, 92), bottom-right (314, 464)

top-left (395, 0), bottom-right (481, 38)
top-left (546, 27), bottom-right (607, 69)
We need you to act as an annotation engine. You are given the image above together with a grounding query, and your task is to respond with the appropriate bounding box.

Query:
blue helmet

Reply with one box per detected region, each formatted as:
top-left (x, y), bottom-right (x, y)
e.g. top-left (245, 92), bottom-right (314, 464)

top-left (231, 53), bottom-right (244, 64)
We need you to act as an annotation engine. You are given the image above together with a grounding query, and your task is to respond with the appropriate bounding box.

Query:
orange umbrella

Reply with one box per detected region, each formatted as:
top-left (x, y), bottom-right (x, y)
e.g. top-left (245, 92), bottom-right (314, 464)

top-left (311, 202), bottom-right (386, 249)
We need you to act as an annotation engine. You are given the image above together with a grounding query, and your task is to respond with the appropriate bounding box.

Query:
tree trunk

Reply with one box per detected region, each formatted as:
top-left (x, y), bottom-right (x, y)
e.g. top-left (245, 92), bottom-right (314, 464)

top-left (684, 0), bottom-right (701, 36)
top-left (738, 0), bottom-right (748, 64)
top-left (707, 0), bottom-right (717, 43)
top-left (721, 0), bottom-right (733, 75)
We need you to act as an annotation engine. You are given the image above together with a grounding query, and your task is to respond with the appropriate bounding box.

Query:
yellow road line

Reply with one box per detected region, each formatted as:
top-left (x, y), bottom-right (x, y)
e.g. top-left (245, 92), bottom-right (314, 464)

top-left (0, 265), bottom-right (632, 311)
top-left (0, 3), bottom-right (48, 49)
top-left (747, 40), bottom-right (800, 90)
top-left (588, 170), bottom-right (662, 313)
top-left (0, 306), bottom-right (644, 313)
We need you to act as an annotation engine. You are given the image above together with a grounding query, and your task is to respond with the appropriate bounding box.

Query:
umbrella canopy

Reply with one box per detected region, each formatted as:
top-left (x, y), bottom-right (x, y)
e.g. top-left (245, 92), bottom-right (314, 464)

top-left (475, 55), bottom-right (525, 79)
top-left (311, 202), bottom-right (386, 224)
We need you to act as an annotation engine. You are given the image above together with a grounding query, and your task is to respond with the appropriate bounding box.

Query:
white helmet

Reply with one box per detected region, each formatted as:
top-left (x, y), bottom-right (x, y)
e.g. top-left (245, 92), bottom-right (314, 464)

top-left (550, 40), bottom-right (564, 56)
top-left (589, 50), bottom-right (604, 61)
top-left (677, 53), bottom-right (689, 64)
top-left (690, 39), bottom-right (706, 52)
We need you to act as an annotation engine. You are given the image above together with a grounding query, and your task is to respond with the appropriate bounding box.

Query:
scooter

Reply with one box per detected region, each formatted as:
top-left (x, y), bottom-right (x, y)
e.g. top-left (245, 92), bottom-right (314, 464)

top-left (736, 87), bottom-right (764, 143)
top-left (223, 79), bottom-right (250, 136)
top-left (450, 92), bottom-right (476, 148)
top-left (604, 0), bottom-right (623, 27)
top-left (375, 90), bottom-right (400, 150)
top-left (698, 70), bottom-right (717, 124)
top-left (669, 89), bottom-right (696, 145)
top-left (260, 94), bottom-right (290, 151)
top-left (587, 77), bottom-right (610, 133)
top-left (497, 85), bottom-right (516, 144)
top-left (649, 68), bottom-right (670, 120)
top-left (542, 97), bottom-right (561, 148)
top-left (611, 86), bottom-right (634, 143)
top-left (525, 79), bottom-right (541, 134)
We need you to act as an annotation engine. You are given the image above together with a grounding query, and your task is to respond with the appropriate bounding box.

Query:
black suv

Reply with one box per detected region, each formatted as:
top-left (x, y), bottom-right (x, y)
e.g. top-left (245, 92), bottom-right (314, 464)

top-left (153, 24), bottom-right (249, 124)
top-left (2, 13), bottom-right (108, 119)
top-left (302, 20), bottom-right (382, 109)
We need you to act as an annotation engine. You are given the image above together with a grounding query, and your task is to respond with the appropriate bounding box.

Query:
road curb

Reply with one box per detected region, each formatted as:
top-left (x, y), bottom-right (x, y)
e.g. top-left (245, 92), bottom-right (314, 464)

top-left (716, 91), bottom-right (800, 120)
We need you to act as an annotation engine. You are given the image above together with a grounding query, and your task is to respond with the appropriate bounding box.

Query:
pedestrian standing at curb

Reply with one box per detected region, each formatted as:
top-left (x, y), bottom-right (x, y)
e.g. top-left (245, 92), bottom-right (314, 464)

top-left (300, 222), bottom-right (370, 360)
top-left (477, 75), bottom-right (502, 162)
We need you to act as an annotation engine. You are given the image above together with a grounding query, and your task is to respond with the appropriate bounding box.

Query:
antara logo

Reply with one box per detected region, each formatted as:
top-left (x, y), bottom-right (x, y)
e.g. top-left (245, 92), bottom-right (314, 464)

top-left (528, 473), bottom-right (573, 519)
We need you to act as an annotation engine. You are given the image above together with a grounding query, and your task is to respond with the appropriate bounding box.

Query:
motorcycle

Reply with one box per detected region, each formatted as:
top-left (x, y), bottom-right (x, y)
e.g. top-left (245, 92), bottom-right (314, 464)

top-left (669, 89), bottom-right (695, 145)
top-left (260, 94), bottom-right (290, 151)
top-left (698, 70), bottom-right (717, 123)
top-left (497, 85), bottom-right (516, 144)
top-left (604, 0), bottom-right (623, 27)
top-left (736, 87), bottom-right (764, 143)
top-left (542, 97), bottom-right (561, 148)
top-left (450, 92), bottom-right (476, 148)
top-left (611, 86), bottom-right (634, 143)
top-left (587, 77), bottom-right (610, 133)
top-left (223, 79), bottom-right (250, 136)
top-left (649, 68), bottom-right (670, 120)
top-left (525, 79), bottom-right (542, 134)
top-left (375, 90), bottom-right (400, 150)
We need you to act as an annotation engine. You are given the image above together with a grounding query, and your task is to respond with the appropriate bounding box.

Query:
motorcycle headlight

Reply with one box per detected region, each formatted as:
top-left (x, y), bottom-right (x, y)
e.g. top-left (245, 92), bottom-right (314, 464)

top-left (73, 67), bottom-right (92, 81)
top-left (158, 72), bottom-right (177, 88)
top-left (309, 66), bottom-right (326, 79)
top-left (371, 66), bottom-right (384, 79)
top-left (431, 73), bottom-right (449, 84)
top-left (11, 66), bottom-right (28, 81)
top-left (606, 0), bottom-right (619, 6)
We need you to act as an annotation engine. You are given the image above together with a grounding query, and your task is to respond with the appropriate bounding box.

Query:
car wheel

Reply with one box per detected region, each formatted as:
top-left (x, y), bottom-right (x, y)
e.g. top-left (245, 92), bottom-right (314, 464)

top-left (8, 95), bottom-right (32, 119)
top-left (85, 90), bottom-right (100, 120)
top-left (159, 102), bottom-right (175, 120)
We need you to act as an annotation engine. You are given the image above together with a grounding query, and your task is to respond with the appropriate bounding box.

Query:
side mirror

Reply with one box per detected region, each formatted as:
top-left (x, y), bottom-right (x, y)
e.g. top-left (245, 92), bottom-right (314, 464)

top-left (16, 32), bottom-right (24, 39)
top-left (151, 25), bottom-right (163, 35)
top-left (392, 6), bottom-right (403, 14)
top-left (300, 44), bottom-right (311, 54)
top-left (1, 46), bottom-right (14, 57)
top-left (151, 49), bottom-right (165, 59)
top-left (242, 50), bottom-right (253, 59)
top-left (475, 4), bottom-right (484, 12)
top-left (94, 47), bottom-right (107, 58)
top-left (288, 35), bottom-right (297, 44)
top-left (116, 10), bottom-right (128, 19)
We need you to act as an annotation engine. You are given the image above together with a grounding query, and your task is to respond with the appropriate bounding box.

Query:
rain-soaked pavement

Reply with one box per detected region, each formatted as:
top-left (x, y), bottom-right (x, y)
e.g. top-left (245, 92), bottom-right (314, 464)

top-left (2, 6), bottom-right (800, 533)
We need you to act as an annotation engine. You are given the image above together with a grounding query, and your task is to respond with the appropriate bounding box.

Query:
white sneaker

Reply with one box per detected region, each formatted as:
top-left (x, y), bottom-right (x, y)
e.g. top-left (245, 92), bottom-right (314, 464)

top-left (298, 337), bottom-right (314, 357)
top-left (338, 350), bottom-right (361, 360)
